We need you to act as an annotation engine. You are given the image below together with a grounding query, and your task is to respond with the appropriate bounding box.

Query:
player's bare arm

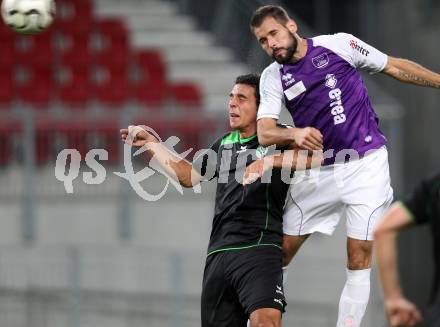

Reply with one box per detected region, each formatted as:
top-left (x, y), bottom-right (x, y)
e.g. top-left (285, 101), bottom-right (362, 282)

top-left (243, 149), bottom-right (323, 185)
top-left (382, 56), bottom-right (440, 89)
top-left (257, 118), bottom-right (323, 150)
top-left (120, 125), bottom-right (202, 187)
top-left (374, 203), bottom-right (423, 327)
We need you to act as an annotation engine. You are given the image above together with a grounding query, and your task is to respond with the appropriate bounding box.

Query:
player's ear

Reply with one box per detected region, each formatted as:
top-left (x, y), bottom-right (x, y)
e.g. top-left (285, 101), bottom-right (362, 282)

top-left (286, 19), bottom-right (297, 34)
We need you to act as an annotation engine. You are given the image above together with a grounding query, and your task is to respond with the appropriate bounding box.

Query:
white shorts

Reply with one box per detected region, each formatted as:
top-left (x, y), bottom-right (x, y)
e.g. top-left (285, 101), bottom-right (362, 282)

top-left (283, 146), bottom-right (393, 241)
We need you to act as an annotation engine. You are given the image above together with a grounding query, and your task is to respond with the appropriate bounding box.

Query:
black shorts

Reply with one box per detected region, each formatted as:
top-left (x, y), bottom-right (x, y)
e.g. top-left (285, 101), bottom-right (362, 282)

top-left (201, 245), bottom-right (286, 327)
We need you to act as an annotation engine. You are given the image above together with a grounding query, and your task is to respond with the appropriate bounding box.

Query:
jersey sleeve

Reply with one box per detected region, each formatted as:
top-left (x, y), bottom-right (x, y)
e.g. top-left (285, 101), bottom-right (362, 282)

top-left (192, 134), bottom-right (223, 181)
top-left (313, 33), bottom-right (388, 73)
top-left (402, 174), bottom-right (440, 225)
top-left (257, 63), bottom-right (284, 121)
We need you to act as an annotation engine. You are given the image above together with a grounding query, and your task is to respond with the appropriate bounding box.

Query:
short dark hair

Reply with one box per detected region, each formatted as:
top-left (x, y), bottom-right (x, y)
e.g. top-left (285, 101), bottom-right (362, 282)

top-left (235, 74), bottom-right (260, 105)
top-left (250, 5), bottom-right (290, 30)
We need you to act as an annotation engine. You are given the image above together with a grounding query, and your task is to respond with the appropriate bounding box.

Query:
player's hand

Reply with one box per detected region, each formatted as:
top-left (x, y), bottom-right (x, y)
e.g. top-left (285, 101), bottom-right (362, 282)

top-left (292, 127), bottom-right (323, 150)
top-left (243, 159), bottom-right (270, 185)
top-left (120, 125), bottom-right (156, 147)
top-left (384, 297), bottom-right (422, 327)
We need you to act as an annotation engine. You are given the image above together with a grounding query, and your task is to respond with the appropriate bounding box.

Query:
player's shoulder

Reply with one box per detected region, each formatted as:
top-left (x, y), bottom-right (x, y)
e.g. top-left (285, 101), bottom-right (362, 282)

top-left (312, 32), bottom-right (354, 49)
top-left (261, 61), bottom-right (281, 80)
top-left (260, 62), bottom-right (282, 92)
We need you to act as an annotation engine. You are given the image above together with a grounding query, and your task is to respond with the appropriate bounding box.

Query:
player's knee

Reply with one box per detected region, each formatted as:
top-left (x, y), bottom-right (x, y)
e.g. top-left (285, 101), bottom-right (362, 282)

top-left (348, 248), bottom-right (372, 269)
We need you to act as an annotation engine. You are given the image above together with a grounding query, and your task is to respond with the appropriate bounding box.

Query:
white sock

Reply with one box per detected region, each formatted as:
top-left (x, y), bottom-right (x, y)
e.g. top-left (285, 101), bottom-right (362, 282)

top-left (336, 268), bottom-right (371, 327)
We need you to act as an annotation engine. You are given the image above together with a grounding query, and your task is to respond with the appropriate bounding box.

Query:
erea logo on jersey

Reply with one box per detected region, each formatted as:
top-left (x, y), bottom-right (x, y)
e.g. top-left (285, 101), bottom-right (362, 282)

top-left (350, 39), bottom-right (370, 57)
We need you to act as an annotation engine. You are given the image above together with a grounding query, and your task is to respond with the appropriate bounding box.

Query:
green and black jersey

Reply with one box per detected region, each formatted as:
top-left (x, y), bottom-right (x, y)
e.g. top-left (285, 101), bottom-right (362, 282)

top-left (402, 173), bottom-right (440, 307)
top-left (193, 129), bottom-right (292, 257)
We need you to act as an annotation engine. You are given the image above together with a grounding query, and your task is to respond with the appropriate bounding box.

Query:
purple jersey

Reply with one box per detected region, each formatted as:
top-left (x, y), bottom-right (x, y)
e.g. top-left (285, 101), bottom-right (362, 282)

top-left (258, 33), bottom-right (388, 164)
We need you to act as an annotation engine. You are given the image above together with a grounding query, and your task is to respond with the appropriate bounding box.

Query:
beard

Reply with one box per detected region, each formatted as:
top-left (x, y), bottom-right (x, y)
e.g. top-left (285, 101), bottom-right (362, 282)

top-left (272, 31), bottom-right (298, 64)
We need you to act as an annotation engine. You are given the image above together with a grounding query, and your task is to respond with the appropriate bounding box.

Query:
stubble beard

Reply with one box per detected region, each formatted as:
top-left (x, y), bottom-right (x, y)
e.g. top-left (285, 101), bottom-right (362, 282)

top-left (272, 32), bottom-right (298, 64)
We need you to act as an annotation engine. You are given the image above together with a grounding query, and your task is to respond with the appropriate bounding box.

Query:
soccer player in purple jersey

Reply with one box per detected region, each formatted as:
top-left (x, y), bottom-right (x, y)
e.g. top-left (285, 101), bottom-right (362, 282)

top-left (249, 5), bottom-right (440, 327)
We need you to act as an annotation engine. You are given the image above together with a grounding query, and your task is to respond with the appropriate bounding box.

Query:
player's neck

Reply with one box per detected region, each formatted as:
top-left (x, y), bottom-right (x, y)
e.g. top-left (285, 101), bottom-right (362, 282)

top-left (239, 126), bottom-right (257, 140)
top-left (290, 37), bottom-right (308, 63)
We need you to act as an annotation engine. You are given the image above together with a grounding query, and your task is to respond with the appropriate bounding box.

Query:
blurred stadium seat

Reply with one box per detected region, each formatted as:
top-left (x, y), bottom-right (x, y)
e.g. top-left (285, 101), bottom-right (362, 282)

top-left (59, 34), bottom-right (93, 67)
top-left (55, 0), bottom-right (94, 33)
top-left (15, 32), bottom-right (54, 68)
top-left (133, 49), bottom-right (168, 106)
top-left (0, 0), bottom-right (210, 167)
top-left (0, 70), bottom-right (14, 107)
top-left (0, 41), bottom-right (16, 68)
top-left (93, 65), bottom-right (132, 107)
top-left (16, 66), bottom-right (53, 107)
top-left (170, 82), bottom-right (203, 108)
top-left (57, 65), bottom-right (92, 107)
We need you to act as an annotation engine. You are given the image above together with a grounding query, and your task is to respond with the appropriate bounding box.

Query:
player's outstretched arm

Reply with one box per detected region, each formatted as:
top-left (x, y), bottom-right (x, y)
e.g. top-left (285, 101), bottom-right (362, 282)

top-left (373, 203), bottom-right (423, 327)
top-left (257, 118), bottom-right (323, 150)
top-left (243, 149), bottom-right (323, 185)
top-left (120, 126), bottom-right (202, 188)
top-left (382, 56), bottom-right (440, 89)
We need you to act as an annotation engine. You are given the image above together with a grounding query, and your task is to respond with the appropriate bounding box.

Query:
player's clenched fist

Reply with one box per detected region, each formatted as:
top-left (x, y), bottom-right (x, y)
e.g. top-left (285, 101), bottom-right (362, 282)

top-left (293, 127), bottom-right (323, 151)
top-left (385, 297), bottom-right (422, 327)
top-left (120, 125), bottom-right (156, 147)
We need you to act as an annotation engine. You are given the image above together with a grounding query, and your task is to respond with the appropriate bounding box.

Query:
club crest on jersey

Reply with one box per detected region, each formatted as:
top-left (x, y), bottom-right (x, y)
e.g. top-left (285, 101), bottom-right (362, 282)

top-left (312, 53), bottom-right (329, 68)
top-left (256, 145), bottom-right (269, 159)
top-left (325, 74), bottom-right (338, 89)
top-left (281, 73), bottom-right (295, 86)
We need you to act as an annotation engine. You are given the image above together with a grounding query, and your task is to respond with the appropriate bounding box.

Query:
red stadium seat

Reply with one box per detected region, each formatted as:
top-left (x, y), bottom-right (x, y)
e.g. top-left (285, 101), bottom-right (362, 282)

top-left (0, 20), bottom-right (16, 41)
top-left (0, 72), bottom-right (14, 107)
top-left (93, 66), bottom-right (132, 107)
top-left (135, 49), bottom-right (167, 83)
top-left (134, 80), bottom-right (168, 107)
top-left (133, 50), bottom-right (168, 106)
top-left (55, 0), bottom-right (93, 34)
top-left (15, 32), bottom-right (54, 68)
top-left (60, 35), bottom-right (93, 67)
top-left (170, 82), bottom-right (203, 107)
top-left (0, 39), bottom-right (16, 67)
top-left (94, 21), bottom-right (130, 68)
top-left (16, 66), bottom-right (53, 107)
top-left (94, 45), bottom-right (130, 68)
top-left (57, 65), bottom-right (92, 107)
top-left (94, 18), bottom-right (130, 68)
top-left (95, 18), bottom-right (128, 44)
